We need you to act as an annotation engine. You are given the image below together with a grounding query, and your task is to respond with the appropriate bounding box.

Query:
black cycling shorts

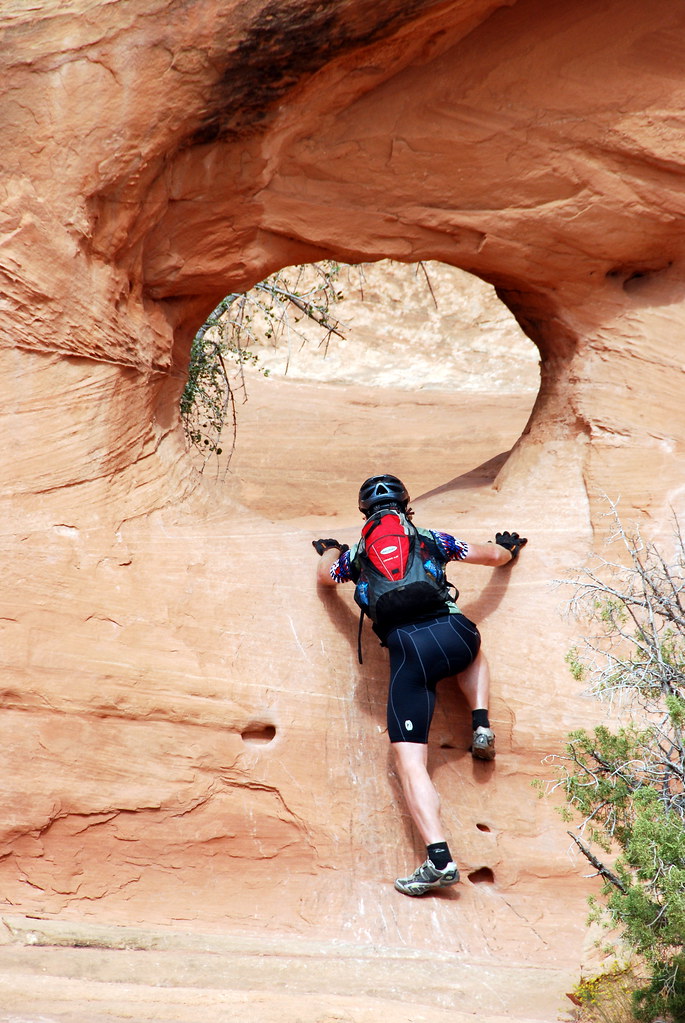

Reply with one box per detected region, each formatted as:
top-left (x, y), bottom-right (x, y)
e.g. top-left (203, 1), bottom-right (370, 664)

top-left (386, 614), bottom-right (481, 744)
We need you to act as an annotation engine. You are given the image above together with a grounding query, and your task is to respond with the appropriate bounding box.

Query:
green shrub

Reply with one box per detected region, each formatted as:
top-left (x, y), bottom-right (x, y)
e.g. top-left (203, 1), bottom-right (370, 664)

top-left (550, 508), bottom-right (685, 1022)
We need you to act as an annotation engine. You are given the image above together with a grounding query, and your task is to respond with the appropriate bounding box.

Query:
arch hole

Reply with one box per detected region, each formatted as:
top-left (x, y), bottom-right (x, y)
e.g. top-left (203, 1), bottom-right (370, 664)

top-left (476, 822), bottom-right (491, 832)
top-left (241, 723), bottom-right (276, 745)
top-left (182, 259), bottom-right (540, 510)
top-left (468, 866), bottom-right (495, 885)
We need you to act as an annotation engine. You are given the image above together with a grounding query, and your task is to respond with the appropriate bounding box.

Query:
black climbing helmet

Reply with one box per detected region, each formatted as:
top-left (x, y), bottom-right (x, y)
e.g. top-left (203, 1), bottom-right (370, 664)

top-left (358, 474), bottom-right (410, 517)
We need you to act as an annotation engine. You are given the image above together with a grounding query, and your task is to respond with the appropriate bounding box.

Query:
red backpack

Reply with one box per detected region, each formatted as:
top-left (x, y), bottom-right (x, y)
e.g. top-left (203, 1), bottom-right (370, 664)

top-left (352, 510), bottom-right (454, 660)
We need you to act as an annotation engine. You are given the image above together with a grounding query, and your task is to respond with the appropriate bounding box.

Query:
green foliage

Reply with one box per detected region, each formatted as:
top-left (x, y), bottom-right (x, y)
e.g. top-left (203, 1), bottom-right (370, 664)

top-left (666, 693), bottom-right (685, 728)
top-left (552, 508), bottom-right (685, 1022)
top-left (631, 953), bottom-right (685, 1022)
top-left (180, 262), bottom-right (347, 464)
top-left (180, 294), bottom-right (247, 460)
top-left (566, 646), bottom-right (586, 682)
top-left (561, 723), bottom-right (653, 853)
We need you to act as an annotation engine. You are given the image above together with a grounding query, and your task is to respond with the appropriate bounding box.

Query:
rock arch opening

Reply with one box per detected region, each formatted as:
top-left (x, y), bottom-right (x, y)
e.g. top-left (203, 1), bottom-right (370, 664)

top-left (183, 260), bottom-right (540, 520)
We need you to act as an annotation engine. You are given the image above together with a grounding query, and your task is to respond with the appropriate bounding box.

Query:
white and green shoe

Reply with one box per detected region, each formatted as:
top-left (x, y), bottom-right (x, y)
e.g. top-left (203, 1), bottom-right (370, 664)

top-left (394, 859), bottom-right (460, 897)
top-left (471, 726), bottom-right (496, 760)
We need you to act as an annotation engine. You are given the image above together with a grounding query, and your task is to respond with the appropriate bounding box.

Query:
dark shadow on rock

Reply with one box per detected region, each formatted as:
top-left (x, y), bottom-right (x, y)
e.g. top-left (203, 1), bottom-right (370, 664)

top-left (429, 676), bottom-right (500, 782)
top-left (471, 757), bottom-right (496, 784)
top-left (316, 578), bottom-right (359, 634)
top-left (459, 563), bottom-right (515, 625)
top-left (416, 451), bottom-right (511, 499)
top-left (431, 678), bottom-right (472, 758)
top-left (316, 579), bottom-right (388, 728)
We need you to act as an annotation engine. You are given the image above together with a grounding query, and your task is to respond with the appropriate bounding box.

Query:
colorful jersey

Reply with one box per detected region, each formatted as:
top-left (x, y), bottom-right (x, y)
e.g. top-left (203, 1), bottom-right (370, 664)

top-left (331, 547), bottom-right (354, 582)
top-left (330, 528), bottom-right (468, 583)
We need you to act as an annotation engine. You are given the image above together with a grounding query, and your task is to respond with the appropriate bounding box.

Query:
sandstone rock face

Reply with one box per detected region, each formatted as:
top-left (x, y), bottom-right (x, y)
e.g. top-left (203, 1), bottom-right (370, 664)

top-left (2, 1), bottom-right (685, 1020)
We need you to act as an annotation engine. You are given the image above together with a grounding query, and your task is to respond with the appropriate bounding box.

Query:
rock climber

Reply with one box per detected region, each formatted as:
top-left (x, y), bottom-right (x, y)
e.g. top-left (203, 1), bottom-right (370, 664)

top-left (313, 474), bottom-right (527, 897)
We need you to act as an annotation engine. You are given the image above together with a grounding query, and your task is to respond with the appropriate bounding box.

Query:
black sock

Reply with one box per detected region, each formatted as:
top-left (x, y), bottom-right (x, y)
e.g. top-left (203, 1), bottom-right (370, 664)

top-left (427, 842), bottom-right (452, 869)
top-left (472, 709), bottom-right (490, 731)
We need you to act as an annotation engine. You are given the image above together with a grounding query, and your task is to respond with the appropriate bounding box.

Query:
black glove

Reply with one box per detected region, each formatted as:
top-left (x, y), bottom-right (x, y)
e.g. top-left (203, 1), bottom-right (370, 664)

top-left (495, 531), bottom-right (527, 561)
top-left (312, 538), bottom-right (350, 557)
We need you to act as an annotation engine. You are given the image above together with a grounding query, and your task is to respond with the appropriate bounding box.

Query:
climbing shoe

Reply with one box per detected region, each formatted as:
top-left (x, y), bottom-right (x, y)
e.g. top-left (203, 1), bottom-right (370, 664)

top-left (394, 858), bottom-right (460, 897)
top-left (471, 726), bottom-right (496, 760)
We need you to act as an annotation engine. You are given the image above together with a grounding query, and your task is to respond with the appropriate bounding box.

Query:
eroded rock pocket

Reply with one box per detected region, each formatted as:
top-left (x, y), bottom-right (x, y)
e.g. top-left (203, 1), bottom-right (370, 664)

top-left (241, 723), bottom-right (276, 744)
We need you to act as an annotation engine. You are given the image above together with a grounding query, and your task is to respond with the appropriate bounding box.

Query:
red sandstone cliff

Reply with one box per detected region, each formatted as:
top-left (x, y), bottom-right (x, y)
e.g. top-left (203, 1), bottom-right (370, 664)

top-left (2, 1), bottom-right (685, 1020)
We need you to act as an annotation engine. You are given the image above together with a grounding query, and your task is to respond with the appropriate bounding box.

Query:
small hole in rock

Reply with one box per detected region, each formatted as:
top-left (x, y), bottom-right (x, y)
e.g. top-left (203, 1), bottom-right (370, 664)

top-left (241, 724), bottom-right (276, 745)
top-left (476, 823), bottom-right (491, 832)
top-left (440, 741), bottom-right (456, 749)
top-left (468, 866), bottom-right (495, 885)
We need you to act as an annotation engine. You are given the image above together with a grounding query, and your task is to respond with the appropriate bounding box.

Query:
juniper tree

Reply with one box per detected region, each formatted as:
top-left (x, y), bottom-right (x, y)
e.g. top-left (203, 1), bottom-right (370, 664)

top-left (552, 506), bottom-right (685, 1022)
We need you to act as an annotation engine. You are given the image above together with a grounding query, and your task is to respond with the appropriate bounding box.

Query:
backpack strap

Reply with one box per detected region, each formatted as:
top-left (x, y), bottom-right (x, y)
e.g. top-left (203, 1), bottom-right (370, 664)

top-left (349, 554), bottom-right (361, 583)
top-left (350, 539), bottom-right (364, 663)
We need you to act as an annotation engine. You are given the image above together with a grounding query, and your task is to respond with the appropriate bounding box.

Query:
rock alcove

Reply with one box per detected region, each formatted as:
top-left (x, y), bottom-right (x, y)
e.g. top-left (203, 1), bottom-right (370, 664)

top-left (3, 1), bottom-right (685, 1021)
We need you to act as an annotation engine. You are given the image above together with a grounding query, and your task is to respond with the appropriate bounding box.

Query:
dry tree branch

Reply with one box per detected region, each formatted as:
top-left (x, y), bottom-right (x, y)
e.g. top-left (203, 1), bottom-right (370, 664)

top-left (567, 831), bottom-right (627, 892)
